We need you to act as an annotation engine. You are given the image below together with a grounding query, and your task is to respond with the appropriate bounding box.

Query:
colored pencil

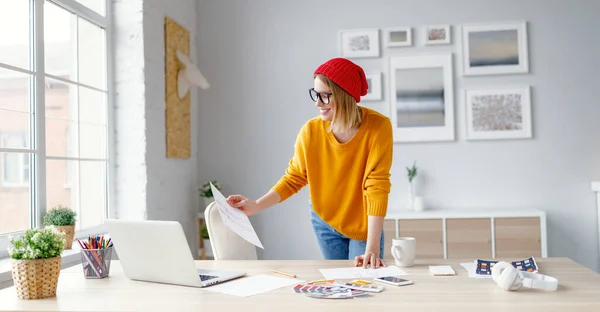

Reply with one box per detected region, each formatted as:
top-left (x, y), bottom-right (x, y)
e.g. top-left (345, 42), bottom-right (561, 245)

top-left (271, 269), bottom-right (296, 278)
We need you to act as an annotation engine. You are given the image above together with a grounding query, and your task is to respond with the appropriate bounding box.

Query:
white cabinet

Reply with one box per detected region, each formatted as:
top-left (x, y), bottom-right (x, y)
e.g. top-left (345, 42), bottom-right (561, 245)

top-left (384, 209), bottom-right (547, 260)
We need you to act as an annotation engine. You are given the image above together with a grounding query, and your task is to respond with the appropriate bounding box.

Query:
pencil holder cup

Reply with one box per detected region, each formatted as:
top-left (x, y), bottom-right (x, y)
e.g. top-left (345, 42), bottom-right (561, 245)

top-left (80, 247), bottom-right (113, 279)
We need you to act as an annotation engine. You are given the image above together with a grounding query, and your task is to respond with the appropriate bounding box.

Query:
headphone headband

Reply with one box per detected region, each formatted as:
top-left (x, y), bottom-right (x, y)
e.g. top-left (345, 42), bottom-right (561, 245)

top-left (492, 261), bottom-right (558, 291)
top-left (520, 271), bottom-right (558, 291)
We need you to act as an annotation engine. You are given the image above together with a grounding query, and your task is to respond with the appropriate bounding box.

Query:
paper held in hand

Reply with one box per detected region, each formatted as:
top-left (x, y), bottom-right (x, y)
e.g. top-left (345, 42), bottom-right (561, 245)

top-left (209, 183), bottom-right (264, 249)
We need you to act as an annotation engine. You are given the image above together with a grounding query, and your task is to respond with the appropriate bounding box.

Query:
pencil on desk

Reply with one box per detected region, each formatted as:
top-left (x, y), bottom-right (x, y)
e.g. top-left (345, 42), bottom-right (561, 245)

top-left (271, 270), bottom-right (296, 278)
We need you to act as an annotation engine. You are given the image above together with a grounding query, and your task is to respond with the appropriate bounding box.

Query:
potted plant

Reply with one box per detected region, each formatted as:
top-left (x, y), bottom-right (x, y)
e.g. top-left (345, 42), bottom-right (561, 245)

top-left (406, 161), bottom-right (418, 210)
top-left (199, 180), bottom-right (221, 209)
top-left (8, 227), bottom-right (66, 299)
top-left (42, 205), bottom-right (77, 249)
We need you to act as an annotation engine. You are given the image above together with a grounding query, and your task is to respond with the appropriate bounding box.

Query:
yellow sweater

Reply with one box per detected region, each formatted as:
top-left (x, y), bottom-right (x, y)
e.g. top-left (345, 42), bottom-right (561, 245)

top-left (271, 107), bottom-right (393, 241)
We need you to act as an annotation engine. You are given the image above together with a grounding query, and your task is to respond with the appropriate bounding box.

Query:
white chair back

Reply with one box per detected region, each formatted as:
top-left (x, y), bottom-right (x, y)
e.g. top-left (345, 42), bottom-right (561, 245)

top-left (204, 201), bottom-right (258, 260)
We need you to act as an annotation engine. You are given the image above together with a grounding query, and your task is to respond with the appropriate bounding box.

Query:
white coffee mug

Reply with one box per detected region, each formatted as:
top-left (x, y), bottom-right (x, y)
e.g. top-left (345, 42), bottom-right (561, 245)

top-left (391, 237), bottom-right (416, 267)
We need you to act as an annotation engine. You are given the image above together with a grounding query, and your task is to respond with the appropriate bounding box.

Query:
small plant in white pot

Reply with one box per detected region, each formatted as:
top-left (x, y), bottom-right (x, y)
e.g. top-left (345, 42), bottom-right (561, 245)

top-left (199, 180), bottom-right (221, 210)
top-left (8, 227), bottom-right (66, 299)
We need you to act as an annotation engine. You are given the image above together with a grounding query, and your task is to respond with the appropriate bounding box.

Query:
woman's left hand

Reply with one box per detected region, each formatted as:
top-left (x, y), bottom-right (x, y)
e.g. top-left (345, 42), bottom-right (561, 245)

top-left (354, 250), bottom-right (387, 269)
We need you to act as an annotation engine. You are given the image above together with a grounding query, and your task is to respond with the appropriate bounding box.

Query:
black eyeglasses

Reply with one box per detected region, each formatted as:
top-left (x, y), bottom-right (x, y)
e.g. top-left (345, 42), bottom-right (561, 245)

top-left (309, 88), bottom-right (332, 105)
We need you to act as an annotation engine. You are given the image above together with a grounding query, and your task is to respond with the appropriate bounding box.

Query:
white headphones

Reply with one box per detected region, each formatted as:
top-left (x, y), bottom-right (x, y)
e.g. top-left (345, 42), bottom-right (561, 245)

top-left (491, 261), bottom-right (558, 291)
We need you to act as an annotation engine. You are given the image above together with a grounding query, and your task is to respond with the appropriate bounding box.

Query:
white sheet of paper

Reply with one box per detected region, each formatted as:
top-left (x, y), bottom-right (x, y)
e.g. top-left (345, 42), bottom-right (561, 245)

top-left (319, 265), bottom-right (408, 280)
top-left (460, 262), bottom-right (492, 279)
top-left (210, 183), bottom-right (264, 249)
top-left (204, 274), bottom-right (303, 297)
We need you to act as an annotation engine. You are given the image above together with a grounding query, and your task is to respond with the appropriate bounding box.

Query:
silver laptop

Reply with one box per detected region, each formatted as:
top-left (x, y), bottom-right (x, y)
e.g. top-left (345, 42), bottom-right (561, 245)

top-left (104, 219), bottom-right (246, 287)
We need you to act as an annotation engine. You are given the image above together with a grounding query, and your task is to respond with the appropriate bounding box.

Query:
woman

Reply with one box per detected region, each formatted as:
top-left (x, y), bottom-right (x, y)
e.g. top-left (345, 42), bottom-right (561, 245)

top-left (226, 57), bottom-right (393, 269)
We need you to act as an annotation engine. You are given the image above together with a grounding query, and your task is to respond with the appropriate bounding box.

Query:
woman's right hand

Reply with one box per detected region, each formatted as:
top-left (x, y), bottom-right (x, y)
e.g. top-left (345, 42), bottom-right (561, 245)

top-left (226, 195), bottom-right (262, 216)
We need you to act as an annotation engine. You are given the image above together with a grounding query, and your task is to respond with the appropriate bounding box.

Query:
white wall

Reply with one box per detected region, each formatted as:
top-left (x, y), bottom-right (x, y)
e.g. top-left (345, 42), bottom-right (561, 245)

top-left (113, 0), bottom-right (200, 257)
top-left (113, 0), bottom-right (147, 221)
top-left (143, 0), bottom-right (200, 257)
top-left (195, 0), bottom-right (600, 270)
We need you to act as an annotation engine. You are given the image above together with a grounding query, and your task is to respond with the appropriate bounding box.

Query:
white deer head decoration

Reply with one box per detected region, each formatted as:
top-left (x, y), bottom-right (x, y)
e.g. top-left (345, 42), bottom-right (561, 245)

top-left (176, 50), bottom-right (210, 99)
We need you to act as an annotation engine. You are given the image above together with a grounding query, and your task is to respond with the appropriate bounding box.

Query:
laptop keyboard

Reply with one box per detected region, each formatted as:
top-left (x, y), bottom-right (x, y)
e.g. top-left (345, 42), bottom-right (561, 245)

top-left (199, 274), bottom-right (218, 281)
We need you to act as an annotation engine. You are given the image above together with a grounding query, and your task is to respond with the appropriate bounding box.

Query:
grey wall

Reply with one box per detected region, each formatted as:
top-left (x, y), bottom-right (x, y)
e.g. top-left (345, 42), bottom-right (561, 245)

top-left (195, 0), bottom-right (600, 270)
top-left (113, 0), bottom-right (200, 257)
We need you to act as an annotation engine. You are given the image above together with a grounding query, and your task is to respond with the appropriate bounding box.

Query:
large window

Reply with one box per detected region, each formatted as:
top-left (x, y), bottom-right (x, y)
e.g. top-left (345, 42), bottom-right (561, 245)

top-left (1, 133), bottom-right (30, 187)
top-left (0, 0), bottom-right (111, 256)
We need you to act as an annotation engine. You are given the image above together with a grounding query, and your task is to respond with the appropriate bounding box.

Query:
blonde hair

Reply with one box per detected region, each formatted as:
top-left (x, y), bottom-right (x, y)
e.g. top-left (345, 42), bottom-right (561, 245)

top-left (315, 74), bottom-right (362, 133)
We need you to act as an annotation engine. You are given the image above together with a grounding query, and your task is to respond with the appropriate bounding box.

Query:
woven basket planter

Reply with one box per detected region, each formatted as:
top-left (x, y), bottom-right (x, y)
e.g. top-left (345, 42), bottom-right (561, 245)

top-left (54, 225), bottom-right (75, 249)
top-left (11, 256), bottom-right (61, 300)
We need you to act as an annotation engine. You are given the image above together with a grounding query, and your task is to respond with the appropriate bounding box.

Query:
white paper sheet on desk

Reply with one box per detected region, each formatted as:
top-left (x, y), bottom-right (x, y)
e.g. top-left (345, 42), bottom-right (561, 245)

top-left (319, 266), bottom-right (408, 280)
top-left (460, 262), bottom-right (492, 279)
top-left (210, 183), bottom-right (264, 249)
top-left (204, 274), bottom-right (303, 297)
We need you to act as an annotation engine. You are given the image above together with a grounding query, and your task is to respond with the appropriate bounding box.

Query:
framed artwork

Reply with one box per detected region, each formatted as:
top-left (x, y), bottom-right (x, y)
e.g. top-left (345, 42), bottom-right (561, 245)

top-left (362, 73), bottom-right (382, 101)
top-left (461, 21), bottom-right (529, 75)
top-left (464, 85), bottom-right (532, 140)
top-left (384, 27), bottom-right (412, 47)
top-left (389, 53), bottom-right (455, 143)
top-left (424, 25), bottom-right (451, 45)
top-left (339, 28), bottom-right (380, 58)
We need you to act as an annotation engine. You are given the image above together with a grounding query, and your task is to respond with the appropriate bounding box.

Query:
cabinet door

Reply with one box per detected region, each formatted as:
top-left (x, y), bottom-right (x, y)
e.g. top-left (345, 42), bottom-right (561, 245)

top-left (398, 219), bottom-right (443, 259)
top-left (494, 217), bottom-right (541, 258)
top-left (446, 218), bottom-right (492, 259)
top-left (383, 220), bottom-right (397, 260)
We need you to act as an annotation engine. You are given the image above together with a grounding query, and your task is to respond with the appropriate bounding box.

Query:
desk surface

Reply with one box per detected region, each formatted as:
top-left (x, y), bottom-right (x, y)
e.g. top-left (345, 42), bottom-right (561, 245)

top-left (0, 258), bottom-right (599, 312)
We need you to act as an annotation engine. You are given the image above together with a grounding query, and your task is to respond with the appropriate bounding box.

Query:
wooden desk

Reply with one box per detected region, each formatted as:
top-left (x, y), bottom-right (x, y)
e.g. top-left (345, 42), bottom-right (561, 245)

top-left (0, 258), bottom-right (599, 311)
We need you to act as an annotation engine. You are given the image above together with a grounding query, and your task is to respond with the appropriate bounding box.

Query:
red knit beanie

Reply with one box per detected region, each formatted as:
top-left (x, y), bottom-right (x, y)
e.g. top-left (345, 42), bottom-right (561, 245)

top-left (313, 58), bottom-right (368, 103)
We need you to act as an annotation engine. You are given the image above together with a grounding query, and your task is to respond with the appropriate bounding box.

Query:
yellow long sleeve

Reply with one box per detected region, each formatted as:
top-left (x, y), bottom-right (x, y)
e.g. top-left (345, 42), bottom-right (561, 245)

top-left (272, 107), bottom-right (393, 241)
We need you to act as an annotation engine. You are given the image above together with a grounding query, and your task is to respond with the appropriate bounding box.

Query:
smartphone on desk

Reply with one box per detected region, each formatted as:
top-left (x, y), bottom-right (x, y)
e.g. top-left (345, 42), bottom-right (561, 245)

top-left (374, 276), bottom-right (413, 286)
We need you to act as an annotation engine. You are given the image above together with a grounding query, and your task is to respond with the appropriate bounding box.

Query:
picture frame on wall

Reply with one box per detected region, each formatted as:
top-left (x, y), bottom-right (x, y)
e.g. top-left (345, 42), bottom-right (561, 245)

top-left (464, 85), bottom-right (532, 140)
top-left (339, 28), bottom-right (380, 58)
top-left (362, 73), bottom-right (382, 101)
top-left (461, 21), bottom-right (529, 75)
top-left (389, 53), bottom-right (455, 143)
top-left (424, 25), bottom-right (451, 45)
top-left (384, 27), bottom-right (412, 47)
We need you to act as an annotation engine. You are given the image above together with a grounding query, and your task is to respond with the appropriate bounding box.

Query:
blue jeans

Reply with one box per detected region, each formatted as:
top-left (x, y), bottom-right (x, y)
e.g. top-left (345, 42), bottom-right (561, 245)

top-left (310, 210), bottom-right (384, 260)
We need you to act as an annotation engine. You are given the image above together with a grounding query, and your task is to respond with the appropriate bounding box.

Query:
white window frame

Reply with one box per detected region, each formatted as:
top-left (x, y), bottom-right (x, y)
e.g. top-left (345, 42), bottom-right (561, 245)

top-left (0, 0), bottom-right (115, 258)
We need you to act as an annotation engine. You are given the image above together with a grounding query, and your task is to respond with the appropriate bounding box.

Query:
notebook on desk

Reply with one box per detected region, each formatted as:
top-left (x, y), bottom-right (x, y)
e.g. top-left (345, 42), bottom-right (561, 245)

top-left (105, 219), bottom-right (246, 288)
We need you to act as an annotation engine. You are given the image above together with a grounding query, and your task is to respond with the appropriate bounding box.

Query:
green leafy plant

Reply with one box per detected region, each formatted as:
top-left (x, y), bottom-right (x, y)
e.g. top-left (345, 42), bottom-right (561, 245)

top-left (8, 227), bottom-right (66, 260)
top-left (43, 205), bottom-right (77, 226)
top-left (200, 225), bottom-right (209, 239)
top-left (199, 181), bottom-right (221, 198)
top-left (406, 161), bottom-right (418, 183)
